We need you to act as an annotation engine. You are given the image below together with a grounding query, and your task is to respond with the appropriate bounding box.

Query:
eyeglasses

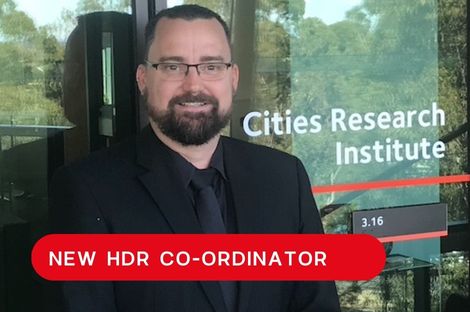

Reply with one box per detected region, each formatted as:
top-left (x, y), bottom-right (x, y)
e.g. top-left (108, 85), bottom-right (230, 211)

top-left (145, 60), bottom-right (232, 81)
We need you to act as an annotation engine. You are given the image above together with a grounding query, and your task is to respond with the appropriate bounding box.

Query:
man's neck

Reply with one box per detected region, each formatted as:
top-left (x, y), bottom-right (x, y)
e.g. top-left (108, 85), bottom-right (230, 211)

top-left (149, 121), bottom-right (219, 169)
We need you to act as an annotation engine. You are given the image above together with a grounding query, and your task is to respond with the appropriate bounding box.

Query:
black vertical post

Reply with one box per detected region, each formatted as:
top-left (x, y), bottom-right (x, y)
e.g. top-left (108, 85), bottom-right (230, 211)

top-left (132, 0), bottom-right (167, 129)
top-left (414, 267), bottom-right (431, 312)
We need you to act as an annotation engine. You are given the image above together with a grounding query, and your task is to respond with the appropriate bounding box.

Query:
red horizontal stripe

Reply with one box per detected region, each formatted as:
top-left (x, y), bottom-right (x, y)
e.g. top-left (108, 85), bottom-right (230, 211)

top-left (312, 174), bottom-right (470, 194)
top-left (377, 230), bottom-right (448, 243)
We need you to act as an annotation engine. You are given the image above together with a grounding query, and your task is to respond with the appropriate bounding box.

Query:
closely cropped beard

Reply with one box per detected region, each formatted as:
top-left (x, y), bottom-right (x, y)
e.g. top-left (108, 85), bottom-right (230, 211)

top-left (148, 92), bottom-right (231, 146)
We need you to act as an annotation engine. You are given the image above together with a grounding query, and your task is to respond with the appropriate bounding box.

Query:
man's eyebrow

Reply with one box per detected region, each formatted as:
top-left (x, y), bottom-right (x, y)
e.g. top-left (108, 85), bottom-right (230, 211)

top-left (158, 56), bottom-right (185, 63)
top-left (156, 56), bottom-right (228, 63)
top-left (200, 56), bottom-right (227, 62)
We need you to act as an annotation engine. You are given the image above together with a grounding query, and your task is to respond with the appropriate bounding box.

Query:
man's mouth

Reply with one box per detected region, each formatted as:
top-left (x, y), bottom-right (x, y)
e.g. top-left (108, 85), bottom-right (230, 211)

top-left (179, 102), bottom-right (207, 107)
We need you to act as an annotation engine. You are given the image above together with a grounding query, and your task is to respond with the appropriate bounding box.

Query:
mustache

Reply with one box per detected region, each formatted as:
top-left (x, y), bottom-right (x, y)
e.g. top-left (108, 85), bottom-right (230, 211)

top-left (169, 93), bottom-right (219, 108)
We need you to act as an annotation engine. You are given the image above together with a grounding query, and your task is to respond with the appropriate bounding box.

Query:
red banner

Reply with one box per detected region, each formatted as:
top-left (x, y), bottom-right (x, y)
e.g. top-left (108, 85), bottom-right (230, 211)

top-left (32, 234), bottom-right (385, 281)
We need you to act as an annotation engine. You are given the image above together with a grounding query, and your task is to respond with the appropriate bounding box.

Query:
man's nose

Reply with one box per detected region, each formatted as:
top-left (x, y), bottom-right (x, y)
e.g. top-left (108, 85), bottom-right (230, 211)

top-left (181, 66), bottom-right (203, 93)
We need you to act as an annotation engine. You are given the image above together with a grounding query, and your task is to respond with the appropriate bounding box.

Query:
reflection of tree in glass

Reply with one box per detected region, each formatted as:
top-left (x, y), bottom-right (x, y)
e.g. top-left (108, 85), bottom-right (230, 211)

top-left (292, 0), bottom-right (438, 190)
top-left (0, 0), bottom-right (132, 132)
top-left (0, 0), bottom-right (68, 128)
top-left (438, 251), bottom-right (469, 310)
top-left (437, 0), bottom-right (467, 223)
top-left (237, 1), bottom-right (466, 311)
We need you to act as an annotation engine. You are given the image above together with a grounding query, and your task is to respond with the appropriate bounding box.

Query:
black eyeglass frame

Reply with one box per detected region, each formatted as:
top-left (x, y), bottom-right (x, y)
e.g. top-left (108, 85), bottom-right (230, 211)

top-left (144, 60), bottom-right (232, 79)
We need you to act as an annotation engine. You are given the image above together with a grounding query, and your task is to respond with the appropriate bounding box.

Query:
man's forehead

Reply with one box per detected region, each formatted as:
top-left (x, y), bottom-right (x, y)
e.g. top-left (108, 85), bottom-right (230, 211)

top-left (153, 17), bottom-right (227, 39)
top-left (150, 17), bottom-right (231, 59)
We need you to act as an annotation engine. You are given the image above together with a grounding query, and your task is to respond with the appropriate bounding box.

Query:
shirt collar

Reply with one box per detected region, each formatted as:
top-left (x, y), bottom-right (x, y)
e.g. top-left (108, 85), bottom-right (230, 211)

top-left (209, 140), bottom-right (226, 180)
top-left (161, 138), bottom-right (227, 188)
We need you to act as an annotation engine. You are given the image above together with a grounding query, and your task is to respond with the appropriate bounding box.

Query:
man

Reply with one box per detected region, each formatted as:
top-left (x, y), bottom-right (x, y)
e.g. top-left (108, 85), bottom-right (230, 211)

top-left (50, 4), bottom-right (340, 312)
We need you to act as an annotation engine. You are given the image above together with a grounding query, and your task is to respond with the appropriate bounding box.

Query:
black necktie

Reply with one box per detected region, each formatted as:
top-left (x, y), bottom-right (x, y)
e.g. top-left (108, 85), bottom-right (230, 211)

top-left (191, 168), bottom-right (225, 233)
top-left (191, 168), bottom-right (237, 312)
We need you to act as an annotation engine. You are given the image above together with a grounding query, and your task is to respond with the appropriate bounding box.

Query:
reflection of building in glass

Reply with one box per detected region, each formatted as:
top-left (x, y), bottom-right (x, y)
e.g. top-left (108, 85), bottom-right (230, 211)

top-left (62, 12), bottom-right (135, 164)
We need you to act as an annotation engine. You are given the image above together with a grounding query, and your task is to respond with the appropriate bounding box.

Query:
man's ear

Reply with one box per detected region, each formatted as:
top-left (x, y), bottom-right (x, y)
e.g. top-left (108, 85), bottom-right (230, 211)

top-left (231, 63), bottom-right (239, 94)
top-left (136, 64), bottom-right (147, 95)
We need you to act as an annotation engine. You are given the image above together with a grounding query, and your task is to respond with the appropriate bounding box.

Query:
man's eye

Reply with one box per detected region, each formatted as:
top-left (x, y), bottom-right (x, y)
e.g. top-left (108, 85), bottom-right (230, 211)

top-left (162, 64), bottom-right (180, 71)
top-left (203, 64), bottom-right (222, 72)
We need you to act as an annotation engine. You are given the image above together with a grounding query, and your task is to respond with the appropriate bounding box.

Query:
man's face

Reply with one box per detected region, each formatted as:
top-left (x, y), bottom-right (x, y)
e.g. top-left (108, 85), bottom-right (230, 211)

top-left (137, 17), bottom-right (239, 146)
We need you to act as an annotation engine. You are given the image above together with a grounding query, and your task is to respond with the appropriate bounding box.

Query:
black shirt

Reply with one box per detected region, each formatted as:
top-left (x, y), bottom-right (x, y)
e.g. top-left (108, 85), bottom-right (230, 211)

top-left (162, 139), bottom-right (236, 233)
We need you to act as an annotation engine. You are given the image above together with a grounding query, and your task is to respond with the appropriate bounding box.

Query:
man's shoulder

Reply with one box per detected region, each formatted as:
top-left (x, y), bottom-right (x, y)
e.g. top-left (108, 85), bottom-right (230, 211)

top-left (56, 135), bottom-right (138, 179)
top-left (220, 137), bottom-right (309, 192)
top-left (221, 136), bottom-right (299, 164)
top-left (57, 134), bottom-right (301, 178)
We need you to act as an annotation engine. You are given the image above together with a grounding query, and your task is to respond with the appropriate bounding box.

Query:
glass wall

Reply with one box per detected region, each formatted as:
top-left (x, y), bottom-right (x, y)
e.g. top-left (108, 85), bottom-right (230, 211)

top-left (0, 1), bottom-right (133, 311)
top-left (0, 0), bottom-right (468, 311)
top-left (168, 0), bottom-right (469, 311)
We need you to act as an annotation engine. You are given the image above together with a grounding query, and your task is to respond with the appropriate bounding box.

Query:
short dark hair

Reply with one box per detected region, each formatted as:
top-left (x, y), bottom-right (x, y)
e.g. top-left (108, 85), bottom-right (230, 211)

top-left (144, 4), bottom-right (231, 59)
